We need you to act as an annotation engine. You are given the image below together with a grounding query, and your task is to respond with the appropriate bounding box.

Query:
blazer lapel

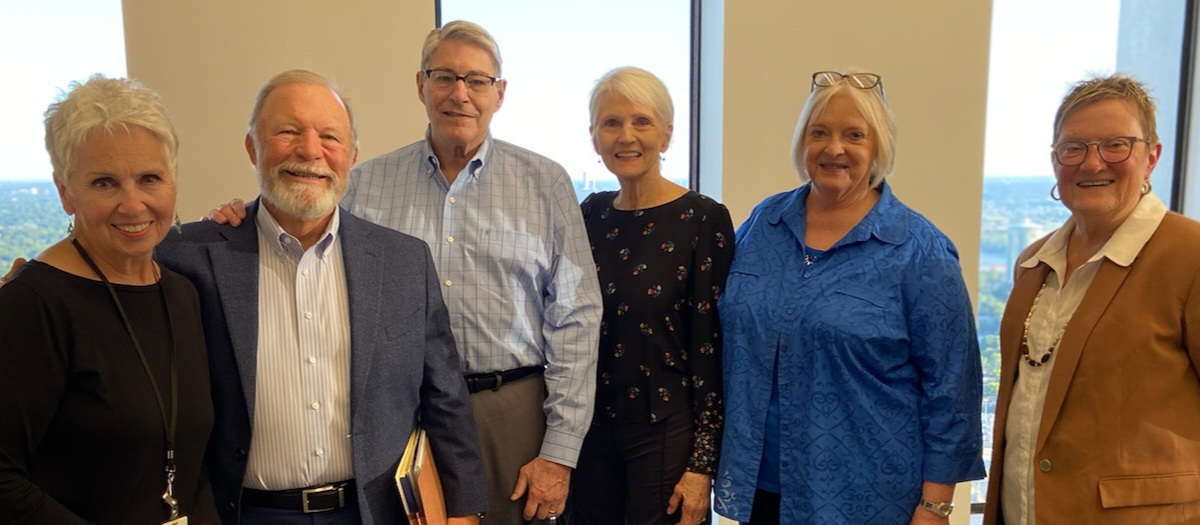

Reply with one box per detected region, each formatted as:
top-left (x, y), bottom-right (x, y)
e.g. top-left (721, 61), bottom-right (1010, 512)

top-left (338, 210), bottom-right (383, 423)
top-left (209, 202), bottom-right (264, 420)
top-left (1035, 259), bottom-right (1132, 452)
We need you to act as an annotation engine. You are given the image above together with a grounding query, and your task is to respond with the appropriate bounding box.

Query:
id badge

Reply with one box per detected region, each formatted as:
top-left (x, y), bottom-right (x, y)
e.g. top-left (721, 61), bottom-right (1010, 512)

top-left (162, 517), bottom-right (188, 525)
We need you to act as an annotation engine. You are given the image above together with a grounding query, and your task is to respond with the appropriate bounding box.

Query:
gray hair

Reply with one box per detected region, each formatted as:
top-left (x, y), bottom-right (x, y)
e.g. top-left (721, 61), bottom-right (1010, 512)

top-left (247, 69), bottom-right (358, 151)
top-left (589, 66), bottom-right (674, 145)
top-left (421, 20), bottom-right (503, 76)
top-left (791, 69), bottom-right (897, 188)
top-left (44, 74), bottom-right (179, 185)
top-left (1054, 73), bottom-right (1158, 144)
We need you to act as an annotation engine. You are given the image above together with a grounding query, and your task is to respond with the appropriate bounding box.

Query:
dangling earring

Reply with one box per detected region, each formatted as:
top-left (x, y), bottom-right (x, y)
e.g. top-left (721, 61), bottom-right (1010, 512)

top-left (660, 153), bottom-right (666, 162)
top-left (174, 213), bottom-right (183, 233)
top-left (66, 217), bottom-right (75, 238)
top-left (1141, 180), bottom-right (1153, 195)
top-left (1050, 184), bottom-right (1061, 201)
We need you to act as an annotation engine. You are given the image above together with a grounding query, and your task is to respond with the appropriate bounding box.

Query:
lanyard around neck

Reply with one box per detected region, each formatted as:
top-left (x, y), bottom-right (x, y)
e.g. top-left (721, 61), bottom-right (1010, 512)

top-left (70, 239), bottom-right (179, 488)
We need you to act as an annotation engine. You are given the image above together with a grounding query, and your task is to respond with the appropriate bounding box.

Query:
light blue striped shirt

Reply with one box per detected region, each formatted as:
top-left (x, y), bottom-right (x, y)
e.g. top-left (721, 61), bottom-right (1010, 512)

top-left (246, 206), bottom-right (353, 490)
top-left (343, 134), bottom-right (601, 466)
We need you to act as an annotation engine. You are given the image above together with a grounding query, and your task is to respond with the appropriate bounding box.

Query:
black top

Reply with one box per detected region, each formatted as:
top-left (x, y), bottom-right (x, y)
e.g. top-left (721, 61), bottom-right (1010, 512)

top-left (0, 261), bottom-right (217, 525)
top-left (580, 190), bottom-right (734, 474)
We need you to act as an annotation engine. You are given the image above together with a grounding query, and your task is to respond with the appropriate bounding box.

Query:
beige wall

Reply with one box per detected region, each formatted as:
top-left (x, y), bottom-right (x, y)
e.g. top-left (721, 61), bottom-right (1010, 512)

top-left (123, 2), bottom-right (991, 522)
top-left (719, 0), bottom-right (990, 297)
top-left (123, 0), bottom-right (434, 220)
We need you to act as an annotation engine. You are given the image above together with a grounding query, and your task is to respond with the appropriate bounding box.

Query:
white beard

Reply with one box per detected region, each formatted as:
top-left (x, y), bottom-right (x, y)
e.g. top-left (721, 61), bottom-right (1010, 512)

top-left (258, 161), bottom-right (347, 221)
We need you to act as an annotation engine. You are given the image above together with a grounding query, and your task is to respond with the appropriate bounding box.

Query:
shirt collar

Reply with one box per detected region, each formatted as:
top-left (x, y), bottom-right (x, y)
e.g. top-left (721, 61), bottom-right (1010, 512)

top-left (769, 181), bottom-right (907, 247)
top-left (421, 127), bottom-right (490, 182)
top-left (255, 202), bottom-right (341, 262)
top-left (1020, 192), bottom-right (1167, 270)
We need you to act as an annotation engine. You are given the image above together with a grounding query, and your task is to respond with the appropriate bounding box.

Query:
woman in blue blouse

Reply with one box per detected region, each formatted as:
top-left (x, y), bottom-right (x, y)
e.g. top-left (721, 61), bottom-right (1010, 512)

top-left (713, 70), bottom-right (985, 524)
top-left (569, 67), bottom-right (734, 525)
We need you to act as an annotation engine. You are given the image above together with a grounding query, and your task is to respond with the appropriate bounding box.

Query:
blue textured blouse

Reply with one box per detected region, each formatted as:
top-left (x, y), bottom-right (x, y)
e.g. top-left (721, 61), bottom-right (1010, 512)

top-left (714, 182), bottom-right (985, 523)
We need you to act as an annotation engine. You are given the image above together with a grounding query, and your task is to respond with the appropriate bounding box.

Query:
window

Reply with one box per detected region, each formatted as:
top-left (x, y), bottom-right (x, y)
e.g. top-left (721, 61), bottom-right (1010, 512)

top-left (437, 0), bottom-right (695, 202)
top-left (976, 0), bottom-right (1188, 518)
top-left (0, 0), bottom-right (127, 269)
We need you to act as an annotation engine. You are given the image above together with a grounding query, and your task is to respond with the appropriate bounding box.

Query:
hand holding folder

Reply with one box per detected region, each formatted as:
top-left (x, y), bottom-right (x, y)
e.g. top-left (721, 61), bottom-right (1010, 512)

top-left (395, 427), bottom-right (447, 525)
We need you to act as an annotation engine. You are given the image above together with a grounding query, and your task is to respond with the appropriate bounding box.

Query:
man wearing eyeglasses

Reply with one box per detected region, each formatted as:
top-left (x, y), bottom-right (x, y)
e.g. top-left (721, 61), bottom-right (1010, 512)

top-left (344, 20), bottom-right (601, 525)
top-left (205, 20), bottom-right (600, 524)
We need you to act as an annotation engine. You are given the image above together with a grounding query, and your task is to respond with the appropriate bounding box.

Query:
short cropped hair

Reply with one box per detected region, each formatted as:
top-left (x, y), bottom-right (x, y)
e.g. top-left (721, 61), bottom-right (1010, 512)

top-left (1054, 73), bottom-right (1158, 144)
top-left (43, 75), bottom-right (178, 185)
top-left (247, 69), bottom-right (359, 151)
top-left (589, 66), bottom-right (674, 144)
top-left (421, 20), bottom-right (503, 76)
top-left (791, 69), bottom-right (897, 188)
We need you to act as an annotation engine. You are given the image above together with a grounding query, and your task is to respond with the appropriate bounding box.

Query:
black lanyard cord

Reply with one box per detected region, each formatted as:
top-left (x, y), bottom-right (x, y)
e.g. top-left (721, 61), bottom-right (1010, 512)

top-left (70, 239), bottom-right (178, 466)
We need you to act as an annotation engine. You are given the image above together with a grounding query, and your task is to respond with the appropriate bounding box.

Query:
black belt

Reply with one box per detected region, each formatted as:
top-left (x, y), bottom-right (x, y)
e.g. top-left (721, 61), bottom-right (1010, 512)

top-left (242, 480), bottom-right (355, 513)
top-left (464, 366), bottom-right (544, 393)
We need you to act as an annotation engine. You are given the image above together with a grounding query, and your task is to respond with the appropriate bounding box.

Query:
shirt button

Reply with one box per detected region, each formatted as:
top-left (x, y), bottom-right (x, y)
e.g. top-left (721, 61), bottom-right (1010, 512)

top-left (1039, 459), bottom-right (1052, 472)
top-left (786, 308), bottom-right (794, 315)
top-left (315, 448), bottom-right (325, 457)
top-left (448, 197), bottom-right (456, 204)
top-left (307, 356), bottom-right (316, 364)
top-left (310, 401), bottom-right (320, 410)
top-left (445, 279), bottom-right (453, 286)
top-left (302, 270), bottom-right (310, 277)
top-left (803, 272), bottom-right (811, 279)
top-left (304, 311), bottom-right (313, 320)
top-left (447, 236), bottom-right (455, 243)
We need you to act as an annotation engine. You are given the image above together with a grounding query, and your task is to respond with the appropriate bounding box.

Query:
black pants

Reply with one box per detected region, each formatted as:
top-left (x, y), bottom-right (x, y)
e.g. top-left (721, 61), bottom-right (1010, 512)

top-left (739, 489), bottom-right (780, 525)
top-left (567, 412), bottom-right (694, 525)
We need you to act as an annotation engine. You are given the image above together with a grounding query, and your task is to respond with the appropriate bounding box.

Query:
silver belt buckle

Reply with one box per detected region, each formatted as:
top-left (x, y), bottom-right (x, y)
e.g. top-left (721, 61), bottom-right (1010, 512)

top-left (301, 484), bottom-right (343, 513)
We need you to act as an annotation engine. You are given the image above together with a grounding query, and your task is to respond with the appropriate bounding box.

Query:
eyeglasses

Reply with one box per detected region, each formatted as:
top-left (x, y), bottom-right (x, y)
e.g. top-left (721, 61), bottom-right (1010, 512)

top-left (424, 69), bottom-right (500, 94)
top-left (1051, 136), bottom-right (1150, 166)
top-left (811, 71), bottom-right (886, 99)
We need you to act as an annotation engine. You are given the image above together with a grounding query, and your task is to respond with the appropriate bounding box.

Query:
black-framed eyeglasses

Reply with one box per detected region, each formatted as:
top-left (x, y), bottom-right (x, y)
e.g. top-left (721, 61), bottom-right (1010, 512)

top-left (424, 69), bottom-right (500, 94)
top-left (1051, 136), bottom-right (1151, 166)
top-left (811, 71), bottom-right (886, 99)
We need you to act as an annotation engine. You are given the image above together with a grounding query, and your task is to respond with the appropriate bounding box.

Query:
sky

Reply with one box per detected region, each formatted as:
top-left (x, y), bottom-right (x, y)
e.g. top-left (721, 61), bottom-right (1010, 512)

top-left (0, 0), bottom-right (1120, 182)
top-left (982, 0), bottom-right (1119, 177)
top-left (0, 0), bottom-right (127, 183)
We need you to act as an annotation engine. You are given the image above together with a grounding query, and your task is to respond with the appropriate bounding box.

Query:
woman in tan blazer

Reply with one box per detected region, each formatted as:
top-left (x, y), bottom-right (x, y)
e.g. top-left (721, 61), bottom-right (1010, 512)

top-left (984, 74), bottom-right (1200, 524)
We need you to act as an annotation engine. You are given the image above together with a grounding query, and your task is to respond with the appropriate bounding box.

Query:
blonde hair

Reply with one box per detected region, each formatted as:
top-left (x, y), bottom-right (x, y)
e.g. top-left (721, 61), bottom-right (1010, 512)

top-left (1054, 73), bottom-right (1158, 144)
top-left (791, 70), bottom-right (897, 187)
top-left (44, 74), bottom-right (178, 184)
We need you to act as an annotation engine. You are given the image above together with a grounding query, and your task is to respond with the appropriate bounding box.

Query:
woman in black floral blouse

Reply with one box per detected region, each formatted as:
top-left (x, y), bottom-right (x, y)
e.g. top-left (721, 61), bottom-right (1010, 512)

top-left (568, 66), bottom-right (734, 525)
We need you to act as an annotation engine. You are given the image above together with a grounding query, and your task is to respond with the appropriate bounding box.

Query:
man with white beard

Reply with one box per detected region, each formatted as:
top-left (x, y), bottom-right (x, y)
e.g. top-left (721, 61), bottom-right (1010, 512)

top-left (154, 70), bottom-right (488, 525)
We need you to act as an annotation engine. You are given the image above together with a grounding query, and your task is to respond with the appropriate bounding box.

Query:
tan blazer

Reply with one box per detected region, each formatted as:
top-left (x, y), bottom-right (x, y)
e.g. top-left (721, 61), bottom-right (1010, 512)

top-left (984, 212), bottom-right (1200, 524)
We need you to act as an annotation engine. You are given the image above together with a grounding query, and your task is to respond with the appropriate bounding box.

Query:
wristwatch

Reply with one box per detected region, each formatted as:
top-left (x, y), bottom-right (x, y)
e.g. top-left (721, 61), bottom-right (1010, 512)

top-left (919, 498), bottom-right (954, 518)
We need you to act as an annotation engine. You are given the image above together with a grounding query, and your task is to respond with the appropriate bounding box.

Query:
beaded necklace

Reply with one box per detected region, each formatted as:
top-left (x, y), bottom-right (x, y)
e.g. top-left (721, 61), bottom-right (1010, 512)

top-left (1020, 280), bottom-right (1068, 367)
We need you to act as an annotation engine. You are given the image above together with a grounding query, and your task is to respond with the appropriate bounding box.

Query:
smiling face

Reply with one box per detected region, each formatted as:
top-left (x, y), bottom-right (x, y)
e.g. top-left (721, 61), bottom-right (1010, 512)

top-left (247, 81), bottom-right (356, 222)
top-left (804, 92), bottom-right (875, 202)
top-left (1053, 98), bottom-right (1160, 226)
top-left (418, 39), bottom-right (505, 157)
top-left (58, 125), bottom-right (176, 267)
top-left (591, 93), bottom-right (672, 182)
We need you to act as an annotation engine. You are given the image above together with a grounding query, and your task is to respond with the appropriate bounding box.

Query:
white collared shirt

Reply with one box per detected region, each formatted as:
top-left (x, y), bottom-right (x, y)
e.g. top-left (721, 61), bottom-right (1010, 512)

top-left (1002, 193), bottom-right (1167, 524)
top-left (243, 207), bottom-right (353, 490)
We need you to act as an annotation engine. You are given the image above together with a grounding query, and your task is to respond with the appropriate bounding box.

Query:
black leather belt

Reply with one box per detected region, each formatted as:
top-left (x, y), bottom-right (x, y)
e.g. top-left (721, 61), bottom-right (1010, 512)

top-left (242, 480), bottom-right (355, 513)
top-left (464, 366), bottom-right (544, 393)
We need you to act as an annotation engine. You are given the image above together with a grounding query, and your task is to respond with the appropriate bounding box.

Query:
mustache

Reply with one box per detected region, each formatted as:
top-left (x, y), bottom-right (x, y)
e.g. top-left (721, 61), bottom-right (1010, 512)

top-left (273, 161), bottom-right (337, 179)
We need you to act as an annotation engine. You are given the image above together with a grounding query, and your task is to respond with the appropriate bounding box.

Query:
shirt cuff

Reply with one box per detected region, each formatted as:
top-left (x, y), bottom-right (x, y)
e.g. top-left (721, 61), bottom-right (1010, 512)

top-left (538, 427), bottom-right (585, 468)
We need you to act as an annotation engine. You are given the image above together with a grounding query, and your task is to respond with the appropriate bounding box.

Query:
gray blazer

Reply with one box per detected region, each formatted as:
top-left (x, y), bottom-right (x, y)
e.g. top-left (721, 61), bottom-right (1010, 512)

top-left (157, 200), bottom-right (487, 525)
